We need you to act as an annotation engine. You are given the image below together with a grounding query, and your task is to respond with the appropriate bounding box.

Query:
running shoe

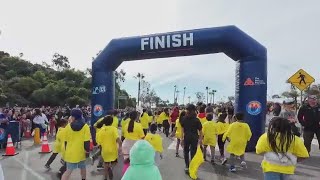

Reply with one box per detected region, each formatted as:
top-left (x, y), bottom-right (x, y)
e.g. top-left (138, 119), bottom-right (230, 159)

top-left (211, 159), bottom-right (215, 165)
top-left (229, 166), bottom-right (236, 172)
top-left (221, 158), bottom-right (227, 165)
top-left (240, 161), bottom-right (247, 168)
top-left (97, 164), bottom-right (104, 170)
top-left (175, 153), bottom-right (180, 157)
top-left (44, 164), bottom-right (50, 170)
top-left (184, 168), bottom-right (189, 175)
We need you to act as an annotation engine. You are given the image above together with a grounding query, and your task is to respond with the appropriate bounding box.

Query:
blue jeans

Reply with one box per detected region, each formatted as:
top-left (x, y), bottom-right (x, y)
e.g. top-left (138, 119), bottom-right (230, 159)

top-left (264, 172), bottom-right (292, 180)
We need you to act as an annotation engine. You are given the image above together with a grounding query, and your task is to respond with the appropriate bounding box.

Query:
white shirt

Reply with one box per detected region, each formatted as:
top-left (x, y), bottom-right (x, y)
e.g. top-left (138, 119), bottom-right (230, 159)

top-left (33, 113), bottom-right (48, 125)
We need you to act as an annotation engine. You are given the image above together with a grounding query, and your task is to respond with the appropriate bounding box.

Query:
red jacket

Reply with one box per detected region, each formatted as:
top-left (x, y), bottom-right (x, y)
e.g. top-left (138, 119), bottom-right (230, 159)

top-left (170, 108), bottom-right (179, 123)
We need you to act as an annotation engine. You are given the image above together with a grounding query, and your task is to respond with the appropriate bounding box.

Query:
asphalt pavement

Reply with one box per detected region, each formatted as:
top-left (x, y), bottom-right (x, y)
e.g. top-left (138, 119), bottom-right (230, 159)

top-left (0, 133), bottom-right (320, 180)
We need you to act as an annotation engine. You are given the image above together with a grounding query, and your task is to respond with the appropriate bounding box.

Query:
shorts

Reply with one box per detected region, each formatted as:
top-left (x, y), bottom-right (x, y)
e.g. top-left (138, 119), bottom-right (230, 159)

top-left (66, 161), bottom-right (86, 170)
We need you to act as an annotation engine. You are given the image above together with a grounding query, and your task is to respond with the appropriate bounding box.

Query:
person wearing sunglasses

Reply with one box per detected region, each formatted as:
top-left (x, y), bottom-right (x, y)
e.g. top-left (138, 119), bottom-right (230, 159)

top-left (297, 94), bottom-right (320, 153)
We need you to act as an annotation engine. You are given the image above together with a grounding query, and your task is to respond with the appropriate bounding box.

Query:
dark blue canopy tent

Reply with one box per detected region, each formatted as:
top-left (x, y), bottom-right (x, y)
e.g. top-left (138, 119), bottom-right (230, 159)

top-left (92, 25), bottom-right (267, 151)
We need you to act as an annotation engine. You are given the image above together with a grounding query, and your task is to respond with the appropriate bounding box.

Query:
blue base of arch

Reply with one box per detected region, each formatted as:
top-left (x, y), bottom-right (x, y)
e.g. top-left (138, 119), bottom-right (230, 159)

top-left (91, 26), bottom-right (267, 151)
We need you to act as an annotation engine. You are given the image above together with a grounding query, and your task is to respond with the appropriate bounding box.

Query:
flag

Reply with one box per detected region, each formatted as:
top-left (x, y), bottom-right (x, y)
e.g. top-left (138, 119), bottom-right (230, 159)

top-left (189, 146), bottom-right (204, 179)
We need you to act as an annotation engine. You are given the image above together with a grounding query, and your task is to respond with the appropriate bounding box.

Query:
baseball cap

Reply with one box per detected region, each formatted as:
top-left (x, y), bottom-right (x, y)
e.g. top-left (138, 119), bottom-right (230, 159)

top-left (71, 108), bottom-right (83, 120)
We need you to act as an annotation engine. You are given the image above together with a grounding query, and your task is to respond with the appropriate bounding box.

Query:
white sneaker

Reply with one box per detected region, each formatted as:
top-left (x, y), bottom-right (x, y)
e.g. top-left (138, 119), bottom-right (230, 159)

top-left (240, 161), bottom-right (247, 168)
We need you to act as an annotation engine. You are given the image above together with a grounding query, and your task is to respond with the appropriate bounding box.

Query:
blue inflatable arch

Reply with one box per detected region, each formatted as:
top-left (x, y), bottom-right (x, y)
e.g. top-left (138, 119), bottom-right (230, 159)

top-left (92, 25), bottom-right (267, 151)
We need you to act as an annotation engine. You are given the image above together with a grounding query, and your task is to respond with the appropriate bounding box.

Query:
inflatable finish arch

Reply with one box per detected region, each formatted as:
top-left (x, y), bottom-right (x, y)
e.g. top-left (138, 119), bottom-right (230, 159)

top-left (92, 26), bottom-right (267, 151)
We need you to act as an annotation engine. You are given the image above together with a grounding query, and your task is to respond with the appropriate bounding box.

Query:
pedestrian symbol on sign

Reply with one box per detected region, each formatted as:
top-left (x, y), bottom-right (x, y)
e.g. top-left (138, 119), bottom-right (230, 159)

top-left (298, 72), bottom-right (306, 85)
top-left (288, 69), bottom-right (315, 91)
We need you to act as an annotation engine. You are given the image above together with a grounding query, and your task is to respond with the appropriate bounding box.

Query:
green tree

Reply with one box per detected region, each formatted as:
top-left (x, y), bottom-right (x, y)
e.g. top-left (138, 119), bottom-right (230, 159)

top-left (12, 77), bottom-right (41, 97)
top-left (52, 53), bottom-right (70, 70)
top-left (66, 96), bottom-right (87, 107)
top-left (32, 70), bottom-right (47, 87)
top-left (4, 70), bottom-right (16, 79)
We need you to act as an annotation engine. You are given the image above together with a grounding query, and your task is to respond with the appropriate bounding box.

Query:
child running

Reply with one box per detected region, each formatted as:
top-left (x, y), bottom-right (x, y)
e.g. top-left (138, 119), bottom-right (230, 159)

top-left (45, 118), bottom-right (68, 170)
top-left (145, 123), bottom-right (163, 166)
top-left (256, 117), bottom-right (309, 180)
top-left (223, 112), bottom-right (252, 172)
top-left (171, 111), bottom-right (186, 157)
top-left (140, 109), bottom-right (150, 136)
top-left (155, 111), bottom-right (163, 132)
top-left (202, 113), bottom-right (218, 164)
top-left (215, 113), bottom-right (228, 164)
top-left (96, 115), bottom-right (122, 180)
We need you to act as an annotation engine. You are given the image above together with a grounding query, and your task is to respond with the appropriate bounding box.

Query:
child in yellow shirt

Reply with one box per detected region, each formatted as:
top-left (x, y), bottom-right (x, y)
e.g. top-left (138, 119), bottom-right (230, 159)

top-left (171, 111), bottom-right (186, 157)
top-left (45, 118), bottom-right (68, 170)
top-left (145, 123), bottom-right (163, 166)
top-left (96, 115), bottom-right (122, 180)
top-left (216, 113), bottom-right (228, 164)
top-left (223, 112), bottom-right (252, 172)
top-left (202, 113), bottom-right (218, 164)
top-left (256, 117), bottom-right (309, 179)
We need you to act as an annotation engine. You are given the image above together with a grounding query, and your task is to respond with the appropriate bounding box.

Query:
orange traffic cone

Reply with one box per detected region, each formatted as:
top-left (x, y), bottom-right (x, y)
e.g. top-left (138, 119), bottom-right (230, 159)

top-left (90, 137), bottom-right (94, 151)
top-left (24, 127), bottom-right (31, 138)
top-left (2, 134), bottom-right (19, 156)
top-left (39, 132), bottom-right (52, 153)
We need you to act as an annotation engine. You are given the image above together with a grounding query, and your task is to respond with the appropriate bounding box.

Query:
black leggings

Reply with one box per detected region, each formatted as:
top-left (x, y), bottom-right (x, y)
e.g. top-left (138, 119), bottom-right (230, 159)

top-left (45, 153), bottom-right (58, 166)
top-left (217, 134), bottom-right (225, 157)
top-left (183, 136), bottom-right (198, 168)
top-left (171, 123), bottom-right (176, 133)
top-left (163, 120), bottom-right (170, 137)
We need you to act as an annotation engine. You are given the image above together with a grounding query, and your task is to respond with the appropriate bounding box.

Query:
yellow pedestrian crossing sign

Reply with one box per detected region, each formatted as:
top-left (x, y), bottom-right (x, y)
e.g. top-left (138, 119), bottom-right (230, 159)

top-left (288, 69), bottom-right (315, 91)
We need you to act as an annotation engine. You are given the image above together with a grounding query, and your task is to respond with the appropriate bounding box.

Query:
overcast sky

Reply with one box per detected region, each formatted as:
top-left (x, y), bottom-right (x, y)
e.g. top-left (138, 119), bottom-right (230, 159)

top-left (1, 0), bottom-right (320, 103)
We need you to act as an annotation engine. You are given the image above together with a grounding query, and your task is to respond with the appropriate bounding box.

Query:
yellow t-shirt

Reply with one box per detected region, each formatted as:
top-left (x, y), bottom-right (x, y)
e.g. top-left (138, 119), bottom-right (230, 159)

top-left (222, 121), bottom-right (252, 156)
top-left (197, 115), bottom-right (207, 125)
top-left (96, 126), bottom-right (119, 162)
top-left (256, 133), bottom-right (309, 174)
top-left (216, 122), bottom-right (229, 135)
top-left (157, 112), bottom-right (168, 124)
top-left (53, 127), bottom-right (66, 157)
top-left (155, 115), bottom-right (160, 124)
top-left (112, 116), bottom-right (119, 128)
top-left (64, 123), bottom-right (91, 163)
top-left (140, 112), bottom-right (150, 129)
top-left (175, 119), bottom-right (182, 139)
top-left (123, 121), bottom-right (145, 140)
top-left (202, 121), bottom-right (218, 146)
top-left (145, 133), bottom-right (163, 153)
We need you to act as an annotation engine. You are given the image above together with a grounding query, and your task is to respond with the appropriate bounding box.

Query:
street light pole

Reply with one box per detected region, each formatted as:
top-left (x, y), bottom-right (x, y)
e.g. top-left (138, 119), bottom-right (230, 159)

top-left (176, 90), bottom-right (180, 105)
top-left (212, 90), bottom-right (217, 105)
top-left (135, 73), bottom-right (144, 106)
top-left (183, 87), bottom-right (186, 105)
top-left (206, 87), bottom-right (209, 104)
top-left (173, 86), bottom-right (176, 104)
top-left (188, 96), bottom-right (191, 104)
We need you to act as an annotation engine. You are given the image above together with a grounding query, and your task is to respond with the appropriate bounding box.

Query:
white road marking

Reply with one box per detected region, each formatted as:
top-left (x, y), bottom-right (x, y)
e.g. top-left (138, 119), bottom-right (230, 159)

top-left (21, 152), bottom-right (28, 180)
top-left (13, 153), bottom-right (45, 180)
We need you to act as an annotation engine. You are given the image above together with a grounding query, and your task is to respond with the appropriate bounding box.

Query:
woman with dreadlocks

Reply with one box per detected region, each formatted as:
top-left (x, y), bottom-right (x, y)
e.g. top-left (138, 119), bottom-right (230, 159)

top-left (256, 117), bottom-right (309, 180)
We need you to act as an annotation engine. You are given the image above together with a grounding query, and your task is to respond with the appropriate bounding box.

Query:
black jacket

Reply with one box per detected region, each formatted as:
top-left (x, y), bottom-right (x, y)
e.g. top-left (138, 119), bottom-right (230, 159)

top-left (297, 104), bottom-right (320, 131)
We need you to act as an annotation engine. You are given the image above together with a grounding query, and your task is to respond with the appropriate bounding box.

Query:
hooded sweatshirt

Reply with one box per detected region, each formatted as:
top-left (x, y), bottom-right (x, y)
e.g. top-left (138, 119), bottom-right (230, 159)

top-left (121, 140), bottom-right (162, 180)
top-left (64, 119), bottom-right (91, 163)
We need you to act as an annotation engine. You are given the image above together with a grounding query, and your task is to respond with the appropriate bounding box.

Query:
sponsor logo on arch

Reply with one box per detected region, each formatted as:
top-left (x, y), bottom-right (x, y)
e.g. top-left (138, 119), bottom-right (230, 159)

top-left (246, 101), bottom-right (262, 115)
